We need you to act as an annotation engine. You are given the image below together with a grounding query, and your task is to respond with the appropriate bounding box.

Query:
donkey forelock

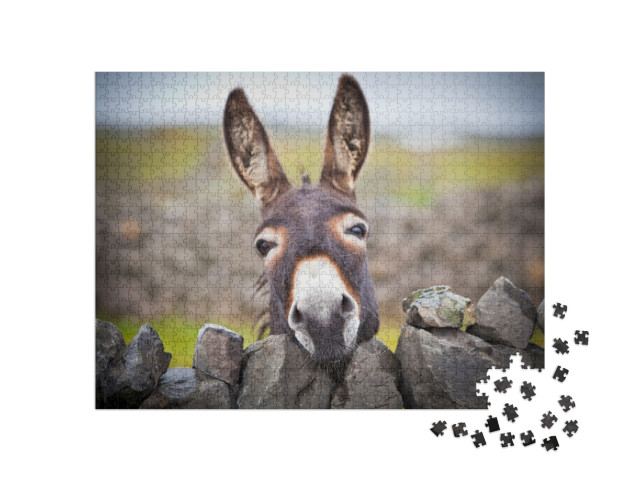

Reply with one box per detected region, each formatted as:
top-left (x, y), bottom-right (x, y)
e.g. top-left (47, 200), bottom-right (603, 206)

top-left (223, 74), bottom-right (379, 361)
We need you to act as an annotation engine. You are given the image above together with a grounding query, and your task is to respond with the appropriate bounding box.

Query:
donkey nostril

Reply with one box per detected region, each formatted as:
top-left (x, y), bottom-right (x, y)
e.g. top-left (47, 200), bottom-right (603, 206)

top-left (341, 294), bottom-right (356, 316)
top-left (289, 304), bottom-right (304, 327)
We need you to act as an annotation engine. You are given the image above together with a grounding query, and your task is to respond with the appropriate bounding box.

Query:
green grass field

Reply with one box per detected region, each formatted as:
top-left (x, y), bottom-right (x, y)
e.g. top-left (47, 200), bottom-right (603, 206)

top-left (99, 314), bottom-right (543, 368)
top-left (99, 314), bottom-right (406, 368)
top-left (98, 315), bottom-right (264, 368)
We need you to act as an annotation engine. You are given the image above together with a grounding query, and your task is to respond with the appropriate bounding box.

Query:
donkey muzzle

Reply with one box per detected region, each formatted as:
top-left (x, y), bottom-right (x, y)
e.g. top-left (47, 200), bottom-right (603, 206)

top-left (287, 256), bottom-right (360, 360)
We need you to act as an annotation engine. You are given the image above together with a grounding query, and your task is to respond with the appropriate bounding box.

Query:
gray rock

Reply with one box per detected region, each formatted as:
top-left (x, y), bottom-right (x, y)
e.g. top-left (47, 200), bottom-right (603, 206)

top-left (537, 299), bottom-right (545, 332)
top-left (396, 325), bottom-right (520, 409)
top-left (192, 324), bottom-right (243, 385)
top-left (467, 276), bottom-right (536, 349)
top-left (403, 286), bottom-right (471, 329)
top-left (96, 319), bottom-right (126, 375)
top-left (331, 338), bottom-right (402, 409)
top-left (97, 324), bottom-right (172, 408)
top-left (140, 368), bottom-right (234, 409)
top-left (237, 335), bottom-right (334, 409)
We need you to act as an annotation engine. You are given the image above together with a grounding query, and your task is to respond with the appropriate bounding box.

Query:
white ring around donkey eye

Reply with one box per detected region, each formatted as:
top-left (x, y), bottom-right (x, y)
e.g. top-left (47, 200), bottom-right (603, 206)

top-left (331, 213), bottom-right (369, 250)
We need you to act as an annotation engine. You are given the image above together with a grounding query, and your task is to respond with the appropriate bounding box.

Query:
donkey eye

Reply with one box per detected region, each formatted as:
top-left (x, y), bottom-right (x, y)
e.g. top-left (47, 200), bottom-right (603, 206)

top-left (255, 239), bottom-right (275, 257)
top-left (347, 224), bottom-right (367, 239)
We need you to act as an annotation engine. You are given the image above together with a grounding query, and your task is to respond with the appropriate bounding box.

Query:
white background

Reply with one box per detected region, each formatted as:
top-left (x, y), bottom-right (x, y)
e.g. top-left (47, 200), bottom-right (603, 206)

top-left (2, 1), bottom-right (639, 480)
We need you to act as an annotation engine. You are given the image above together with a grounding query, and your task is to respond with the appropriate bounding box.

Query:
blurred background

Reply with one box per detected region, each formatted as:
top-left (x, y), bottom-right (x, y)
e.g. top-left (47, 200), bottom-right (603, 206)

top-left (96, 72), bottom-right (544, 367)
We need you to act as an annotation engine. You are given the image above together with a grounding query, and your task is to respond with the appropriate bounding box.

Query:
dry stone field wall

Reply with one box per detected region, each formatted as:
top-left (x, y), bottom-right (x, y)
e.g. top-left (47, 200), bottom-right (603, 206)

top-left (96, 277), bottom-right (544, 409)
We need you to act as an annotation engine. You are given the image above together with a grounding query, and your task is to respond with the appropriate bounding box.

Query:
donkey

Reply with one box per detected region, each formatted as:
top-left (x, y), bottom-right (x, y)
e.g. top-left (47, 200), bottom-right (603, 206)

top-left (222, 74), bottom-right (379, 362)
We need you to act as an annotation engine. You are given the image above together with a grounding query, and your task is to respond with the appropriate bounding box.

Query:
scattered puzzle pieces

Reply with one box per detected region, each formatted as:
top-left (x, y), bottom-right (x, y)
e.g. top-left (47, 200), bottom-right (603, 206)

top-left (559, 395), bottom-right (576, 412)
top-left (500, 432), bottom-right (515, 447)
top-left (494, 376), bottom-right (513, 393)
top-left (430, 421), bottom-right (447, 437)
top-left (471, 430), bottom-right (486, 448)
top-left (575, 330), bottom-right (589, 345)
top-left (485, 415), bottom-right (501, 432)
top-left (553, 338), bottom-right (570, 355)
top-left (552, 303), bottom-right (567, 318)
top-left (452, 423), bottom-right (468, 438)
top-left (553, 366), bottom-right (569, 382)
top-left (542, 436), bottom-right (559, 451)
top-left (521, 431), bottom-right (536, 447)
top-left (541, 411), bottom-right (558, 429)
top-left (503, 403), bottom-right (519, 422)
top-left (430, 321), bottom-right (590, 452)
top-left (436, 307), bottom-right (591, 452)
top-left (521, 381), bottom-right (536, 400)
top-left (563, 420), bottom-right (579, 437)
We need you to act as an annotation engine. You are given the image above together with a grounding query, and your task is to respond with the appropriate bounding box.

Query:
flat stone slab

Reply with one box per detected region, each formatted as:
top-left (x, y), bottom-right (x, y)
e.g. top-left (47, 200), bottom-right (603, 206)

top-left (192, 324), bottom-right (243, 385)
top-left (140, 368), bottom-right (234, 409)
top-left (331, 338), bottom-right (402, 409)
top-left (237, 335), bottom-right (334, 409)
top-left (403, 285), bottom-right (471, 330)
top-left (467, 276), bottom-right (536, 349)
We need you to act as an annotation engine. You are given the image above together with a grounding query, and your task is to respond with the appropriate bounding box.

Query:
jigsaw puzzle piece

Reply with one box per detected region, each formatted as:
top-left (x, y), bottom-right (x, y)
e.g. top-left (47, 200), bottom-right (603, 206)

top-left (471, 430), bottom-right (486, 448)
top-left (430, 421), bottom-right (447, 437)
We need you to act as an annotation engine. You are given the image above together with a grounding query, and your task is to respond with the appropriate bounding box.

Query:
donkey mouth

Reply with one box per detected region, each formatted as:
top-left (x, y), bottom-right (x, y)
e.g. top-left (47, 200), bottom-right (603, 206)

top-left (289, 306), bottom-right (360, 361)
top-left (311, 342), bottom-right (352, 362)
top-left (291, 322), bottom-right (355, 362)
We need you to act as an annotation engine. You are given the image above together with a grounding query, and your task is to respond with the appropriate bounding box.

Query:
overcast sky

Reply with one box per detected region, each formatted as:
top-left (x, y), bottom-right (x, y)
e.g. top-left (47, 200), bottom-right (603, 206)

top-left (96, 72), bottom-right (543, 149)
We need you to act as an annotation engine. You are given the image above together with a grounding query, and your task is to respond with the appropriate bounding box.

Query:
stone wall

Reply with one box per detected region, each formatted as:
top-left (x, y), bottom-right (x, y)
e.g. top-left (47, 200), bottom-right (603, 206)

top-left (96, 276), bottom-right (544, 409)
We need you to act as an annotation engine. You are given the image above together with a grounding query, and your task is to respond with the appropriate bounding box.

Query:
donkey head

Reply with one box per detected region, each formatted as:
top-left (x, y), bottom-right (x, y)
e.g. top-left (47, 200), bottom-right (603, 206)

top-left (223, 74), bottom-right (378, 362)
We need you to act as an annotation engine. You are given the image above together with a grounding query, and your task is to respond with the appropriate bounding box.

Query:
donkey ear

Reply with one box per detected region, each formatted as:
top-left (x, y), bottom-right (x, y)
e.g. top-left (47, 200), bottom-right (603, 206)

top-left (320, 74), bottom-right (371, 197)
top-left (223, 88), bottom-right (291, 207)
